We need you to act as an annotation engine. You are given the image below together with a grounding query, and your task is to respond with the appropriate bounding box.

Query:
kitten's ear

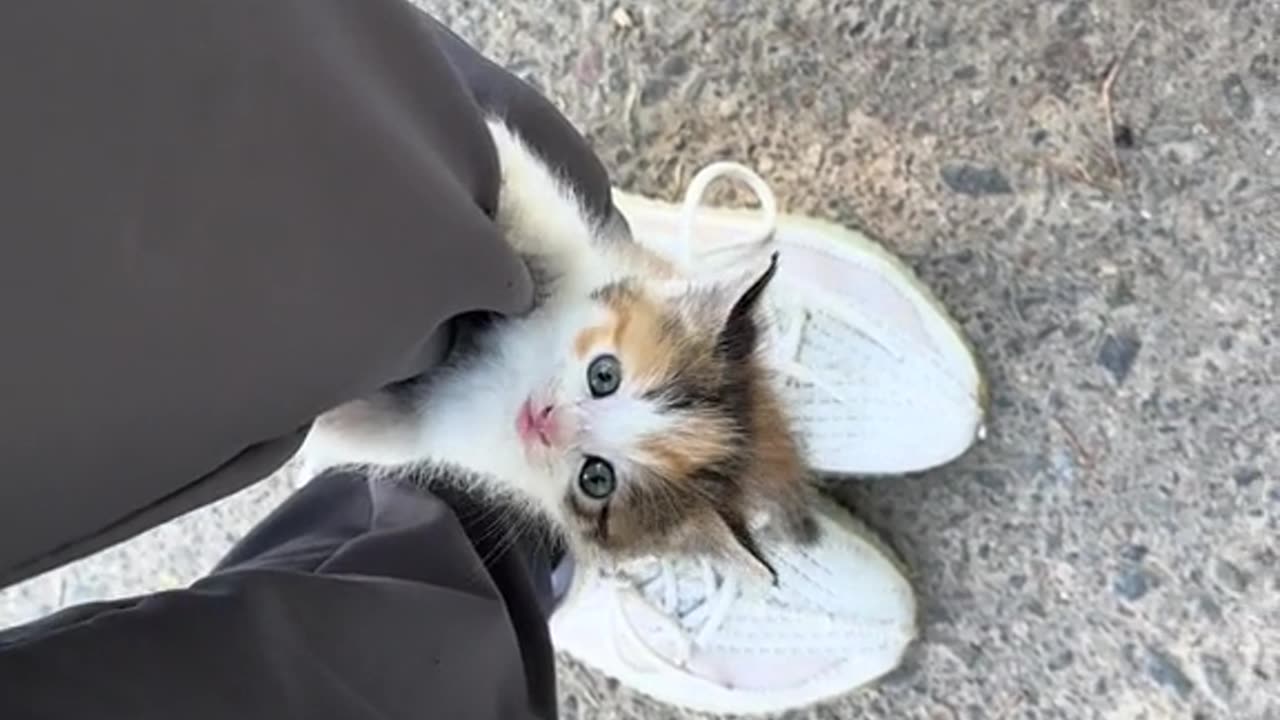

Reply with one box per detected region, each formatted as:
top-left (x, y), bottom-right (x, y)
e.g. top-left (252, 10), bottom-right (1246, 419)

top-left (715, 251), bottom-right (781, 363)
top-left (709, 506), bottom-right (779, 585)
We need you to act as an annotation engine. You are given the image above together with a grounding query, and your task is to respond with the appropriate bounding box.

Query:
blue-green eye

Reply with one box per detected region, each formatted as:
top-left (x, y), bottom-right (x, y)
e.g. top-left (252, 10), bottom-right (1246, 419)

top-left (578, 456), bottom-right (617, 499)
top-left (587, 354), bottom-right (622, 398)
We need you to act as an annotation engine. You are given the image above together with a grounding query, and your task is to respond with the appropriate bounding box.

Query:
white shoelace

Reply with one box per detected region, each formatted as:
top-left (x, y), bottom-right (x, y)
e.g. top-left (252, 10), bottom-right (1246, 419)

top-left (675, 161), bottom-right (779, 270)
top-left (609, 556), bottom-right (744, 670)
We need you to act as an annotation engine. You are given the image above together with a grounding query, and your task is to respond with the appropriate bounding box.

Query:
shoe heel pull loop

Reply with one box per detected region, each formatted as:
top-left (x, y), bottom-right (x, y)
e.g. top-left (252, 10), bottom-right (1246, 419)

top-left (677, 162), bottom-right (780, 272)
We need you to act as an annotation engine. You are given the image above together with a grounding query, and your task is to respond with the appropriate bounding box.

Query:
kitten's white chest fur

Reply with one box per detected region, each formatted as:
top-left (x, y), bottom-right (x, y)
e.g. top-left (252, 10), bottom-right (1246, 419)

top-left (301, 120), bottom-right (810, 577)
top-left (299, 119), bottom-right (628, 522)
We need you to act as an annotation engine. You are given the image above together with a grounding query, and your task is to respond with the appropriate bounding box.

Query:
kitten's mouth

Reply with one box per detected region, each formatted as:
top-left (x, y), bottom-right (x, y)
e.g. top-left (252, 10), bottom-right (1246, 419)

top-left (517, 398), bottom-right (561, 450)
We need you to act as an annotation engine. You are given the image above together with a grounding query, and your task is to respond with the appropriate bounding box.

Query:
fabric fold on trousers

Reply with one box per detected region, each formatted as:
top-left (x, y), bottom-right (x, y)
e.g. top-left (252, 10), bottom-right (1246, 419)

top-left (0, 471), bottom-right (558, 719)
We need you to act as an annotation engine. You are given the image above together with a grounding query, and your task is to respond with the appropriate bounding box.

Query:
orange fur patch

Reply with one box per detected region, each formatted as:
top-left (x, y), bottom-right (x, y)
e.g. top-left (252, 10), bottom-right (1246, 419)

top-left (574, 290), bottom-right (675, 383)
top-left (572, 324), bottom-right (615, 359)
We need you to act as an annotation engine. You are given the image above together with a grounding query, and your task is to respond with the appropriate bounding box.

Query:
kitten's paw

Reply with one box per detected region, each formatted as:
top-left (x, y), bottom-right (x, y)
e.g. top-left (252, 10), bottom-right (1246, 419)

top-left (299, 392), bottom-right (424, 471)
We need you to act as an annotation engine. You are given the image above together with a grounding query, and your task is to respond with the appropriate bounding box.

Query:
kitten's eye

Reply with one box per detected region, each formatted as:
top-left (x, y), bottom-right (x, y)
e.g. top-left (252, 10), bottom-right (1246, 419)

top-left (587, 354), bottom-right (622, 398)
top-left (578, 456), bottom-right (617, 500)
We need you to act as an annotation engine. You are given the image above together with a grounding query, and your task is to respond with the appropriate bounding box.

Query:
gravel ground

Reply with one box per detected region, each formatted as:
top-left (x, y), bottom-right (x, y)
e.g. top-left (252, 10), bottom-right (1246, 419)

top-left (3, 2), bottom-right (1277, 719)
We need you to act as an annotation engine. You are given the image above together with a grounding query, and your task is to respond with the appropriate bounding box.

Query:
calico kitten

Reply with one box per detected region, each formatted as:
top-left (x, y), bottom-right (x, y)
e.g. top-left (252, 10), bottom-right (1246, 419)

top-left (300, 119), bottom-right (818, 579)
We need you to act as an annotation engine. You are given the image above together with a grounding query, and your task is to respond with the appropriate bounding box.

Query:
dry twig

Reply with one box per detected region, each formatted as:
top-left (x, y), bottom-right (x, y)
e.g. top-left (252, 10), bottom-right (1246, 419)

top-left (621, 80), bottom-right (640, 143)
top-left (1053, 416), bottom-right (1095, 470)
top-left (1099, 23), bottom-right (1145, 180)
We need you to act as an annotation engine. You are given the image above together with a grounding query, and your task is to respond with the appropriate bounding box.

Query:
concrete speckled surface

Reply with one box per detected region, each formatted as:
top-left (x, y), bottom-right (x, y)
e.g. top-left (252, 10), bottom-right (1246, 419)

top-left (3, 1), bottom-right (1278, 718)
top-left (433, 2), bottom-right (1280, 718)
top-left (0, 468), bottom-right (306, 629)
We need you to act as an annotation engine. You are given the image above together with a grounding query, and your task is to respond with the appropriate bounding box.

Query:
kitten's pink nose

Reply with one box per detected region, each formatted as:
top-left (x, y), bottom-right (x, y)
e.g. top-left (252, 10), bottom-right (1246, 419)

top-left (517, 399), bottom-right (565, 449)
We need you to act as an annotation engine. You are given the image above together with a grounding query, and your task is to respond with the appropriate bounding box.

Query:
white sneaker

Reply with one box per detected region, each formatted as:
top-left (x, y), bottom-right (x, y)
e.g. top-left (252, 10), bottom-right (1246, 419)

top-left (612, 162), bottom-right (989, 476)
top-left (550, 492), bottom-right (917, 716)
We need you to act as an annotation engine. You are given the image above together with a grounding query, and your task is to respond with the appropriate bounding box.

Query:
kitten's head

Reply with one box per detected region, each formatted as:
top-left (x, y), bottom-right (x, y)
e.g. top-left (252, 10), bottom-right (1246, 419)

top-left (518, 252), bottom-right (817, 577)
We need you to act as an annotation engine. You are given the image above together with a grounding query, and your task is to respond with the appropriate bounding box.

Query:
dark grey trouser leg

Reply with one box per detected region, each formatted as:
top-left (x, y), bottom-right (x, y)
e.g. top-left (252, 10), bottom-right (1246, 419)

top-left (0, 470), bottom-right (560, 719)
top-left (0, 1), bottom-right (617, 716)
top-left (0, 0), bottom-right (612, 588)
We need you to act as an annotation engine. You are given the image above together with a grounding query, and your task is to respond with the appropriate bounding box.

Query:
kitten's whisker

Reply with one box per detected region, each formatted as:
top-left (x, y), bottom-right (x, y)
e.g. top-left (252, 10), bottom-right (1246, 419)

top-left (470, 502), bottom-right (517, 549)
top-left (481, 506), bottom-right (534, 567)
top-left (477, 505), bottom-right (517, 566)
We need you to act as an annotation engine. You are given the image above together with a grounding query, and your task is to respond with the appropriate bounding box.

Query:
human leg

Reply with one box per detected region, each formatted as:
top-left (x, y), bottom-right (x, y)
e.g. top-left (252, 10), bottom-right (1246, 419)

top-left (0, 0), bottom-right (611, 590)
top-left (0, 470), bottom-right (559, 720)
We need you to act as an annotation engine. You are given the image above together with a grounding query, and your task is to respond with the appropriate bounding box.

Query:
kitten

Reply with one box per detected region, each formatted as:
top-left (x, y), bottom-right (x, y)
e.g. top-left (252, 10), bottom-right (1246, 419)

top-left (299, 119), bottom-right (818, 579)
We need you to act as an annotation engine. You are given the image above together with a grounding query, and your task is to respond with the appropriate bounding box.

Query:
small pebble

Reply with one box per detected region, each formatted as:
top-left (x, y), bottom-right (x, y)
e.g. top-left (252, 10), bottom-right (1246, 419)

top-left (640, 78), bottom-right (673, 105)
top-left (1098, 333), bottom-right (1142, 384)
top-left (1200, 654), bottom-right (1236, 701)
top-left (1048, 649), bottom-right (1075, 672)
top-left (1222, 72), bottom-right (1254, 121)
top-left (1114, 123), bottom-right (1136, 148)
top-left (1249, 53), bottom-right (1276, 85)
top-left (610, 7), bottom-right (634, 28)
top-left (940, 163), bottom-right (1014, 196)
top-left (661, 54), bottom-right (689, 78)
top-left (1232, 467), bottom-right (1262, 487)
top-left (1120, 544), bottom-right (1150, 562)
top-left (1146, 646), bottom-right (1194, 698)
top-left (1213, 558), bottom-right (1251, 593)
top-left (1114, 566), bottom-right (1152, 601)
top-left (1198, 595), bottom-right (1223, 622)
top-left (1108, 276), bottom-right (1136, 307)
top-left (924, 25), bottom-right (951, 49)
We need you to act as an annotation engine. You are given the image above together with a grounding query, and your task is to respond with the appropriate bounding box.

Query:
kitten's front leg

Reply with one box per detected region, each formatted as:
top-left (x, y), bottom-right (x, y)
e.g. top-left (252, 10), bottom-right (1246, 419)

top-left (484, 118), bottom-right (683, 293)
top-left (484, 118), bottom-right (600, 267)
top-left (298, 389), bottom-right (426, 477)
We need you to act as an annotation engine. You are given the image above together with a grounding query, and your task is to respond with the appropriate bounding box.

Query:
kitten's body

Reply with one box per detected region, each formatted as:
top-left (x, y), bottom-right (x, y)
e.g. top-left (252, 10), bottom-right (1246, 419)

top-left (301, 120), bottom-right (815, 573)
